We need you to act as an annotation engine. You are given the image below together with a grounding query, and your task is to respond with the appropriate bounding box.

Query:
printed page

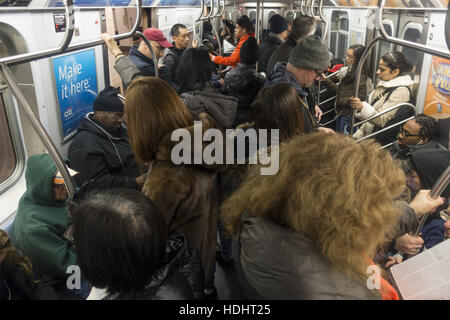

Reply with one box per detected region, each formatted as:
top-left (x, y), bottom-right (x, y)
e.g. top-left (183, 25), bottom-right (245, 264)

top-left (390, 239), bottom-right (450, 300)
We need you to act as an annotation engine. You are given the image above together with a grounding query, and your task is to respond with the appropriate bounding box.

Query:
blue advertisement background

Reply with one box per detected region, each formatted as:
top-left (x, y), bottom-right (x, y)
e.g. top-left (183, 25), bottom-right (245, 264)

top-left (53, 49), bottom-right (98, 141)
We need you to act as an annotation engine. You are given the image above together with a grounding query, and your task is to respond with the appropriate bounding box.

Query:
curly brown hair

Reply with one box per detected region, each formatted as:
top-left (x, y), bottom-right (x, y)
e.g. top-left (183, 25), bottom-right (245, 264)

top-left (222, 133), bottom-right (406, 283)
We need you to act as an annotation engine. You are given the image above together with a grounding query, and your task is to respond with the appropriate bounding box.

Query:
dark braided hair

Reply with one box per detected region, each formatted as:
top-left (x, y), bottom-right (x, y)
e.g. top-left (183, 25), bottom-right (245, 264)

top-left (381, 51), bottom-right (413, 75)
top-left (414, 114), bottom-right (439, 141)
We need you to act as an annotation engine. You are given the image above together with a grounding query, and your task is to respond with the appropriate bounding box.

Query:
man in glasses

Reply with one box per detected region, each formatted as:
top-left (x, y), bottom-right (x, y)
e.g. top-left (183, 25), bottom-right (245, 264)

top-left (390, 114), bottom-right (443, 160)
top-left (69, 86), bottom-right (146, 190)
top-left (266, 35), bottom-right (332, 134)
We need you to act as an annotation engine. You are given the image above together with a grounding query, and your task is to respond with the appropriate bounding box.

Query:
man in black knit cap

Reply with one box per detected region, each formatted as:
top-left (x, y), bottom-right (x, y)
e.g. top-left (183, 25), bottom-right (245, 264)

top-left (68, 86), bottom-right (146, 190)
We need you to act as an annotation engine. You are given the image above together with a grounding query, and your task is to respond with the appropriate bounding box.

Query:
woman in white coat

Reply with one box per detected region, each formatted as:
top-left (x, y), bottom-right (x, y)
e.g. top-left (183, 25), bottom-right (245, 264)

top-left (349, 52), bottom-right (413, 141)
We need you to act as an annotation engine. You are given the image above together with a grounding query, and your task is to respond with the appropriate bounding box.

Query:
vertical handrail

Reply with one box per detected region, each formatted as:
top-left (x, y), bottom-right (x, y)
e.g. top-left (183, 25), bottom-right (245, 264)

top-left (256, 0), bottom-right (261, 50)
top-left (135, 31), bottom-right (159, 78)
top-left (193, 0), bottom-right (205, 42)
top-left (0, 65), bottom-right (77, 199)
top-left (0, 0), bottom-right (143, 198)
top-left (319, 0), bottom-right (328, 42)
top-left (211, 0), bottom-right (223, 56)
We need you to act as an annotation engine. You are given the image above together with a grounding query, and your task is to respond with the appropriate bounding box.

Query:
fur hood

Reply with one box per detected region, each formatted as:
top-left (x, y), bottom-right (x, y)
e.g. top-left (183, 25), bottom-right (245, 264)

top-left (376, 74), bottom-right (413, 89)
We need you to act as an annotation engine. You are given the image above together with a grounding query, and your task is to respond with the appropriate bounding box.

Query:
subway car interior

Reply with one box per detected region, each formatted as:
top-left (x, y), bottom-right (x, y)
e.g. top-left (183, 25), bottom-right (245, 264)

top-left (0, 0), bottom-right (450, 301)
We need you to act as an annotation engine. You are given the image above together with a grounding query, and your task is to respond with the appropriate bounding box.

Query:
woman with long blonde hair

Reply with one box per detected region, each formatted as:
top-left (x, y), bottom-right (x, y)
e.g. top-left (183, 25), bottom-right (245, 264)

top-left (222, 133), bottom-right (408, 299)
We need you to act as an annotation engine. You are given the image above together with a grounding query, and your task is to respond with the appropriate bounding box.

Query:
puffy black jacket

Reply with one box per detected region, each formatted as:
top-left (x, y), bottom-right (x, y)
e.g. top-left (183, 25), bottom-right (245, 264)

top-left (259, 34), bottom-right (283, 74)
top-left (163, 44), bottom-right (185, 86)
top-left (68, 113), bottom-right (141, 189)
top-left (103, 236), bottom-right (204, 300)
top-left (223, 63), bottom-right (265, 127)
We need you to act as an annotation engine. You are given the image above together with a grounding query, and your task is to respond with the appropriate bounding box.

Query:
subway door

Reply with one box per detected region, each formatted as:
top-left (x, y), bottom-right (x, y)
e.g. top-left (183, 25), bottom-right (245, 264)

top-left (396, 10), bottom-right (431, 95)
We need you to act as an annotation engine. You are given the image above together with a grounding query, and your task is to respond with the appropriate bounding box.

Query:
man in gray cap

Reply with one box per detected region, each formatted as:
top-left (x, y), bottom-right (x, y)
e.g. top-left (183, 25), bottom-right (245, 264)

top-left (266, 35), bottom-right (334, 134)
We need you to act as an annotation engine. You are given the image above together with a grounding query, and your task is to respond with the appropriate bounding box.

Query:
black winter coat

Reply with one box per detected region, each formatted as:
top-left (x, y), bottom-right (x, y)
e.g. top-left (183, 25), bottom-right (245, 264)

top-left (259, 34), bottom-right (283, 74)
top-left (266, 36), bottom-right (296, 77)
top-left (68, 113), bottom-right (141, 189)
top-left (103, 236), bottom-right (204, 300)
top-left (163, 44), bottom-right (185, 86)
top-left (128, 46), bottom-right (173, 88)
top-left (223, 63), bottom-right (265, 127)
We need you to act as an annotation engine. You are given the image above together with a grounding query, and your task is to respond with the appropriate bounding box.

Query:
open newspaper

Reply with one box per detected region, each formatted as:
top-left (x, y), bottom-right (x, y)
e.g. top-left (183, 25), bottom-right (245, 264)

top-left (389, 239), bottom-right (450, 300)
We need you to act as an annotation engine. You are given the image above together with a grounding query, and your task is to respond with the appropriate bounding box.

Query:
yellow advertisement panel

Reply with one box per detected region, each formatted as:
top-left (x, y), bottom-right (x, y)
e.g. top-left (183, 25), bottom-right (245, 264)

top-left (423, 56), bottom-right (450, 119)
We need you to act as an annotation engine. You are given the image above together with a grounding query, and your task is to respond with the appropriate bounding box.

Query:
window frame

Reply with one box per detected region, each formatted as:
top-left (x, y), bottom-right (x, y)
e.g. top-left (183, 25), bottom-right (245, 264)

top-left (0, 84), bottom-right (26, 196)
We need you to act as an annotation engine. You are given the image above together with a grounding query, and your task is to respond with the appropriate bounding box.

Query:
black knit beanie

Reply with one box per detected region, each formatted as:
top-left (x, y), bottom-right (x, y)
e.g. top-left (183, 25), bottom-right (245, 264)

top-left (93, 86), bottom-right (124, 112)
top-left (269, 14), bottom-right (288, 34)
top-left (240, 37), bottom-right (259, 65)
top-left (288, 35), bottom-right (330, 71)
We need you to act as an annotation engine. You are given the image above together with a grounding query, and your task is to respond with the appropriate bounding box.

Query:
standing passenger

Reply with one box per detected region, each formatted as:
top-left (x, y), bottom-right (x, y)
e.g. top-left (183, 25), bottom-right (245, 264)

top-left (210, 16), bottom-right (255, 69)
top-left (266, 15), bottom-right (316, 77)
top-left (128, 28), bottom-right (173, 86)
top-left (163, 24), bottom-right (198, 86)
top-left (124, 77), bottom-right (225, 299)
top-left (267, 35), bottom-right (332, 133)
top-left (223, 37), bottom-right (265, 127)
top-left (258, 14), bottom-right (288, 75)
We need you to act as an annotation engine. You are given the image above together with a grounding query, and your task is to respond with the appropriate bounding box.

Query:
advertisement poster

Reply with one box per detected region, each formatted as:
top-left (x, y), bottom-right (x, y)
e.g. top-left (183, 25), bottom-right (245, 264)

top-left (53, 49), bottom-right (98, 141)
top-left (423, 56), bottom-right (450, 119)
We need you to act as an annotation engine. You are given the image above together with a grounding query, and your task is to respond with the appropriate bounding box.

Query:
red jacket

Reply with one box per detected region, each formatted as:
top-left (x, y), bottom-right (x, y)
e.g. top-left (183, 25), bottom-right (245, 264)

top-left (211, 33), bottom-right (255, 68)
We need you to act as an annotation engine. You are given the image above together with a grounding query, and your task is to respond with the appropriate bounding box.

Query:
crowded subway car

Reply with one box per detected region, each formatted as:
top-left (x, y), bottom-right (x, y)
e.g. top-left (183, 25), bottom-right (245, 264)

top-left (0, 0), bottom-right (450, 302)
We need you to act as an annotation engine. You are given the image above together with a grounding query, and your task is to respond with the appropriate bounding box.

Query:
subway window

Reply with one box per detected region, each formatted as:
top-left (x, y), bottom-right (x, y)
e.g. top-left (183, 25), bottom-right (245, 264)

top-left (0, 93), bottom-right (17, 186)
top-left (402, 24), bottom-right (423, 71)
top-left (379, 21), bottom-right (395, 60)
top-left (330, 11), bottom-right (349, 60)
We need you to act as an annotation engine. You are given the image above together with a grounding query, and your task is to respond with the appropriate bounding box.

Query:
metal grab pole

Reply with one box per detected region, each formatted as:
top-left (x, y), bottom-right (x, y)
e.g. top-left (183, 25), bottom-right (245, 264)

top-left (135, 31), bottom-right (159, 78)
top-left (414, 166), bottom-right (450, 237)
top-left (211, 0), bottom-right (223, 56)
top-left (349, 36), bottom-right (382, 135)
top-left (1, 0), bottom-right (142, 67)
top-left (193, 0), bottom-right (205, 42)
top-left (319, 0), bottom-right (328, 42)
top-left (0, 65), bottom-right (76, 199)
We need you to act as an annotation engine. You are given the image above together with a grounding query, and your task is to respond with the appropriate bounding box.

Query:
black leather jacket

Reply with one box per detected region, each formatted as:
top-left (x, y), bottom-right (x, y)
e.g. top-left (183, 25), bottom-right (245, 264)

top-left (103, 236), bottom-right (204, 300)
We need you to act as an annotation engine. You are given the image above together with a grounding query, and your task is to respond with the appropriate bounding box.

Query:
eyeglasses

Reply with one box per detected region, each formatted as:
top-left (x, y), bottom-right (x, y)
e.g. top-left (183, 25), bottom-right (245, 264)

top-left (110, 112), bottom-right (125, 120)
top-left (346, 53), bottom-right (355, 59)
top-left (399, 127), bottom-right (419, 137)
top-left (314, 69), bottom-right (324, 78)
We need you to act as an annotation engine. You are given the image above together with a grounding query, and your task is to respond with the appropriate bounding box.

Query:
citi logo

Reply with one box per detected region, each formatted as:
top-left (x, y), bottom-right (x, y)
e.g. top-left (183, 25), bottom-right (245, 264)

top-left (64, 107), bottom-right (73, 118)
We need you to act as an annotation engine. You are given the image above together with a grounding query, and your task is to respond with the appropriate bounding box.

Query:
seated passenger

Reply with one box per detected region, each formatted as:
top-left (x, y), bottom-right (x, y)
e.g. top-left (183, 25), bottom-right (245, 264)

top-left (258, 14), bottom-right (288, 75)
top-left (10, 154), bottom-right (89, 299)
top-left (221, 133), bottom-right (416, 299)
top-left (349, 52), bottom-right (414, 142)
top-left (266, 15), bottom-right (316, 77)
top-left (266, 35), bottom-right (332, 133)
top-left (223, 37), bottom-right (265, 127)
top-left (390, 114), bottom-right (443, 159)
top-left (320, 44), bottom-right (368, 133)
top-left (0, 229), bottom-right (57, 300)
top-left (127, 28), bottom-right (173, 86)
top-left (70, 188), bottom-right (204, 300)
top-left (210, 16), bottom-right (255, 69)
top-left (68, 86), bottom-right (145, 190)
top-left (176, 48), bottom-right (238, 129)
top-left (124, 77), bottom-right (225, 299)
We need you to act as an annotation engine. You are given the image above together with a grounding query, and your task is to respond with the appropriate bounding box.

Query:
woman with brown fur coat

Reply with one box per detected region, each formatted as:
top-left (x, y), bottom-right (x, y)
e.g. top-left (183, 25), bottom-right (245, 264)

top-left (125, 77), bottom-right (226, 297)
